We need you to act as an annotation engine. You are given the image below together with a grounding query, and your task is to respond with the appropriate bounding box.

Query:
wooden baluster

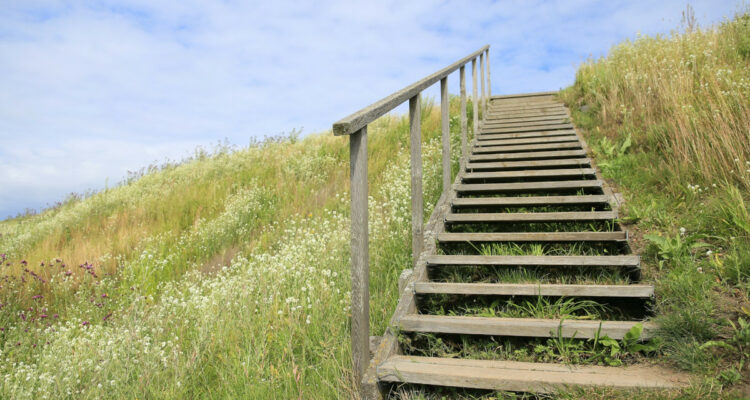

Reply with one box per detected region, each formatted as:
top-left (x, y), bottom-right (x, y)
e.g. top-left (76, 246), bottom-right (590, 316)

top-left (460, 65), bottom-right (467, 158)
top-left (349, 126), bottom-right (369, 390)
top-left (440, 77), bottom-right (450, 194)
top-left (480, 52), bottom-right (486, 117)
top-left (410, 94), bottom-right (423, 267)
top-left (472, 58), bottom-right (478, 139)
top-left (486, 48), bottom-right (492, 98)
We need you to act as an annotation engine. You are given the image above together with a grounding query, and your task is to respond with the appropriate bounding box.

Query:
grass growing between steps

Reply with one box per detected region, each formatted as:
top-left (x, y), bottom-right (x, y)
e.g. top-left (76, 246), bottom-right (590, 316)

top-left (0, 98), bottom-right (474, 399)
top-left (446, 220), bottom-right (618, 233)
top-left (558, 9), bottom-right (750, 398)
top-left (439, 241), bottom-right (628, 257)
top-left (398, 322), bottom-right (658, 367)
top-left (428, 265), bottom-right (634, 285)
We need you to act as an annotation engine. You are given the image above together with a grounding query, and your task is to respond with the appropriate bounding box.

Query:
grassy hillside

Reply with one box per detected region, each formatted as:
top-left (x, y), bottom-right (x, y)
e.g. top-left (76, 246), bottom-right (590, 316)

top-left (560, 10), bottom-right (750, 398)
top-left (0, 97), bottom-right (469, 399)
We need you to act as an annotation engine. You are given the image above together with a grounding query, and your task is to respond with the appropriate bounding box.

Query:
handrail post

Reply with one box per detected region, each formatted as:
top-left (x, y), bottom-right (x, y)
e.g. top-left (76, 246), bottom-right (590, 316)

top-left (486, 49), bottom-right (492, 98)
top-left (472, 58), bottom-right (478, 139)
top-left (480, 52), bottom-right (486, 117)
top-left (349, 126), bottom-right (369, 390)
top-left (409, 94), bottom-right (423, 267)
top-left (440, 77), bottom-right (450, 194)
top-left (460, 66), bottom-right (467, 158)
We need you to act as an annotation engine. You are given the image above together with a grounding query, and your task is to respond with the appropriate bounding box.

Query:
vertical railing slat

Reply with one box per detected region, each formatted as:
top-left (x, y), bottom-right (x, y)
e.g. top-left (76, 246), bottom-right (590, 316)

top-left (472, 58), bottom-right (478, 139)
top-left (440, 77), bottom-right (450, 194)
top-left (460, 66), bottom-right (467, 157)
top-left (486, 49), bottom-right (492, 98)
top-left (480, 53), bottom-right (486, 116)
top-left (349, 126), bottom-right (369, 390)
top-left (409, 95), bottom-right (423, 267)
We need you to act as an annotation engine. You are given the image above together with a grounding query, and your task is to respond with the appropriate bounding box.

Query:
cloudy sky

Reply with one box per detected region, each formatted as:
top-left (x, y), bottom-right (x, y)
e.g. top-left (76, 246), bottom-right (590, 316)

top-left (0, 0), bottom-right (740, 219)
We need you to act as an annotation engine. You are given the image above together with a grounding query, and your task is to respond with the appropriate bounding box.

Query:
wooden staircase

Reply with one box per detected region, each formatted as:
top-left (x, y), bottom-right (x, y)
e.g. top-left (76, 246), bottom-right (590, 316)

top-left (365, 92), bottom-right (690, 397)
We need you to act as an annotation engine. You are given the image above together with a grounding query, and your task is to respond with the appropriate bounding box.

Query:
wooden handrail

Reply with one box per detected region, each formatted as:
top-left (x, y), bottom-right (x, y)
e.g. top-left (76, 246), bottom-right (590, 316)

top-left (333, 45), bottom-right (489, 136)
top-left (332, 45), bottom-right (491, 393)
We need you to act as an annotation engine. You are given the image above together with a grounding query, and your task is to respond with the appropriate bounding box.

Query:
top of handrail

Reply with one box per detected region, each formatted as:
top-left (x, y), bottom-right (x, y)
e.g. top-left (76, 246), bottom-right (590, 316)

top-left (332, 45), bottom-right (489, 136)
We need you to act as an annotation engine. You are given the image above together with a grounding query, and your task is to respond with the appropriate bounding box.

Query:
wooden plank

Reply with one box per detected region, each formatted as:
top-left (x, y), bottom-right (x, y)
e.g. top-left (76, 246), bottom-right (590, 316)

top-left (451, 194), bottom-right (608, 207)
top-left (474, 135), bottom-right (579, 147)
top-left (465, 158), bottom-right (591, 171)
top-left (486, 48), bottom-right (491, 98)
top-left (414, 282), bottom-right (654, 297)
top-left (490, 91), bottom-right (557, 99)
top-left (482, 124), bottom-right (575, 134)
top-left (469, 149), bottom-right (587, 161)
top-left (437, 231), bottom-right (627, 242)
top-left (445, 211), bottom-right (617, 223)
top-left (410, 95), bottom-right (423, 267)
top-left (483, 119), bottom-right (571, 128)
top-left (460, 65), bottom-right (467, 157)
top-left (480, 52), bottom-right (486, 115)
top-left (377, 356), bottom-right (690, 392)
top-left (472, 142), bottom-right (582, 154)
top-left (487, 110), bottom-right (568, 119)
top-left (489, 104), bottom-right (565, 112)
top-left (349, 127), bottom-right (369, 387)
top-left (441, 77), bottom-right (450, 194)
top-left (399, 315), bottom-right (653, 340)
top-left (426, 254), bottom-right (640, 267)
top-left (476, 130), bottom-right (577, 140)
top-left (472, 58), bottom-right (478, 138)
top-left (461, 168), bottom-right (595, 180)
top-left (455, 180), bottom-right (602, 193)
top-left (333, 45), bottom-right (489, 136)
top-left (483, 114), bottom-right (570, 124)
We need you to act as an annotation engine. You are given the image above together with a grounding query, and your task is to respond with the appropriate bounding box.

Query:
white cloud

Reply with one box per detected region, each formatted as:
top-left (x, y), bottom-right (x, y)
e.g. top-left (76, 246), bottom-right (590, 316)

top-left (0, 0), bottom-right (739, 218)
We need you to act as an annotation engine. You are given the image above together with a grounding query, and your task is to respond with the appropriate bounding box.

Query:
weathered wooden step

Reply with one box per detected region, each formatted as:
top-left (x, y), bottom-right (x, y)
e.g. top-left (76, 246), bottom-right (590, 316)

top-left (477, 130), bottom-right (576, 141)
top-left (465, 159), bottom-right (591, 171)
top-left (472, 142), bottom-right (581, 154)
top-left (487, 110), bottom-right (568, 119)
top-left (482, 124), bottom-right (575, 134)
top-left (426, 254), bottom-right (640, 267)
top-left (438, 232), bottom-right (627, 243)
top-left (377, 356), bottom-right (689, 393)
top-left (469, 149), bottom-right (587, 161)
top-left (454, 180), bottom-right (601, 193)
top-left (483, 120), bottom-right (572, 130)
top-left (461, 168), bottom-right (595, 181)
top-left (399, 315), bottom-right (654, 339)
top-left (489, 103), bottom-right (565, 112)
top-left (445, 211), bottom-right (616, 223)
top-left (452, 195), bottom-right (608, 207)
top-left (491, 91), bottom-right (557, 100)
top-left (482, 114), bottom-right (570, 124)
top-left (414, 282), bottom-right (653, 297)
top-left (474, 135), bottom-right (579, 146)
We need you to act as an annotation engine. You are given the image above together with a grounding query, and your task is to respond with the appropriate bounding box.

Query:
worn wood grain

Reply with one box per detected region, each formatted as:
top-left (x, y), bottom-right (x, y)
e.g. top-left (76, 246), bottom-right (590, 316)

top-left (461, 168), bottom-right (595, 180)
top-left (473, 135), bottom-right (579, 147)
top-left (399, 315), bottom-right (654, 339)
top-left (425, 254), bottom-right (640, 267)
top-left (451, 194), bottom-right (608, 207)
top-left (445, 210), bottom-right (617, 223)
top-left (477, 130), bottom-right (576, 140)
top-left (469, 149), bottom-right (587, 161)
top-left (414, 282), bottom-right (654, 297)
top-left (437, 231), bottom-right (627, 242)
top-left (410, 95), bottom-right (423, 267)
top-left (377, 356), bottom-right (690, 392)
top-left (472, 142), bottom-right (582, 154)
top-left (454, 180), bottom-right (602, 193)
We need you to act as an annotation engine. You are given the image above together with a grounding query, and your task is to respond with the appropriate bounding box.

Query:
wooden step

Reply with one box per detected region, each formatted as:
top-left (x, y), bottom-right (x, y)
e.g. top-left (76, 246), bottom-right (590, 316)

top-left (461, 168), bottom-right (595, 181)
top-left (472, 142), bottom-right (582, 154)
top-left (482, 114), bottom-right (570, 124)
top-left (482, 124), bottom-right (575, 134)
top-left (465, 159), bottom-right (591, 171)
top-left (438, 232), bottom-right (627, 243)
top-left (452, 195), bottom-right (608, 207)
top-left (454, 180), bottom-right (602, 193)
top-left (399, 315), bottom-right (654, 340)
top-left (469, 150), bottom-right (587, 161)
top-left (477, 130), bottom-right (576, 140)
top-left (483, 120), bottom-right (571, 129)
top-left (489, 103), bottom-right (565, 112)
top-left (426, 254), bottom-right (640, 267)
top-left (474, 135), bottom-right (579, 147)
top-left (487, 110), bottom-right (568, 119)
top-left (445, 211), bottom-right (616, 223)
top-left (491, 91), bottom-right (557, 100)
top-left (377, 356), bottom-right (689, 392)
top-left (414, 282), bottom-right (653, 297)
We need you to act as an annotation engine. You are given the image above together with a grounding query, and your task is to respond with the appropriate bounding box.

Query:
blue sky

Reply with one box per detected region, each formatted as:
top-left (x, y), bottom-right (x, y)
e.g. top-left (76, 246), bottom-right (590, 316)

top-left (0, 0), bottom-right (741, 219)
